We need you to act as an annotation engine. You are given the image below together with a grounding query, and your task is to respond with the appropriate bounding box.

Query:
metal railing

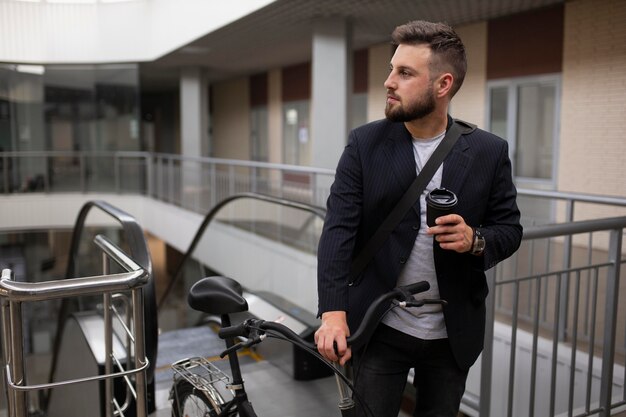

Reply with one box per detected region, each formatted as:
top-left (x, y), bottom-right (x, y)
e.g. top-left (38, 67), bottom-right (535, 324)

top-left (52, 199), bottom-right (158, 404)
top-left (0, 234), bottom-right (150, 417)
top-left (2, 150), bottom-right (626, 417)
top-left (0, 150), bottom-right (336, 209)
top-left (473, 216), bottom-right (626, 417)
top-left (2, 151), bottom-right (625, 218)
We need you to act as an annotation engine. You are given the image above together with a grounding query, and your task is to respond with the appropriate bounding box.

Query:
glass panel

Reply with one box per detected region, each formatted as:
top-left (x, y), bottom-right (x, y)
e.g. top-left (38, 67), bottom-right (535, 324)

top-left (489, 86), bottom-right (508, 140)
top-left (0, 63), bottom-right (140, 192)
top-left (516, 82), bottom-right (556, 179)
top-left (282, 100), bottom-right (311, 165)
top-left (161, 196), bottom-right (324, 329)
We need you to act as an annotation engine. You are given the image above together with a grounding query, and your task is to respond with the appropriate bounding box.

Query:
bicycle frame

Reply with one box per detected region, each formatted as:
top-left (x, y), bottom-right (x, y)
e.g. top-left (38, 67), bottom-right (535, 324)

top-left (175, 276), bottom-right (433, 417)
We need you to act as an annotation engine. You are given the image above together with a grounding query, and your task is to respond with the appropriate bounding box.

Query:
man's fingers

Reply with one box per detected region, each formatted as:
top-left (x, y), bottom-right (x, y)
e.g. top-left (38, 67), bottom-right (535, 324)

top-left (316, 332), bottom-right (349, 362)
top-left (339, 348), bottom-right (352, 366)
top-left (320, 336), bottom-right (340, 361)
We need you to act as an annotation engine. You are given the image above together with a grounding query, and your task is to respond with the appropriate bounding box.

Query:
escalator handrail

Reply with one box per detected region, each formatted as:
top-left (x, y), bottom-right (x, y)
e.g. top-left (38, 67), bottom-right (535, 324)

top-left (48, 200), bottom-right (158, 401)
top-left (156, 192), bottom-right (326, 310)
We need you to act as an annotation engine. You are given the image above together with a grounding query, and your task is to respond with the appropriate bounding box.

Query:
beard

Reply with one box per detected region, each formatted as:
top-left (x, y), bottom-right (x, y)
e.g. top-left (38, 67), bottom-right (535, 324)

top-left (385, 84), bottom-right (436, 122)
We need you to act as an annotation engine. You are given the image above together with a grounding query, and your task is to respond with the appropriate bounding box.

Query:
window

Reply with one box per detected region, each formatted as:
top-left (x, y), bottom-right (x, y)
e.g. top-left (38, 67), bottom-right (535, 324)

top-left (488, 75), bottom-right (560, 225)
top-left (487, 75), bottom-right (560, 185)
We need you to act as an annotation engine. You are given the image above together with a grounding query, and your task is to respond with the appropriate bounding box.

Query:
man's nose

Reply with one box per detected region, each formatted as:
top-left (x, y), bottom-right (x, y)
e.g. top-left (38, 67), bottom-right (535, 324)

top-left (384, 73), bottom-right (395, 90)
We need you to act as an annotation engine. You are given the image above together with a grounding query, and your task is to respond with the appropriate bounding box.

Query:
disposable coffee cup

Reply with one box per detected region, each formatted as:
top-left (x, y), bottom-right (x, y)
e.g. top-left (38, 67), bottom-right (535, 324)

top-left (426, 188), bottom-right (458, 227)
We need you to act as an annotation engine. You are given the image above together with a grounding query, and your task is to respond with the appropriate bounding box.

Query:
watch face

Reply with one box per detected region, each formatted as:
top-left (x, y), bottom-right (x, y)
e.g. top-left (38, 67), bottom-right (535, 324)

top-left (474, 236), bottom-right (485, 252)
top-left (472, 229), bottom-right (485, 254)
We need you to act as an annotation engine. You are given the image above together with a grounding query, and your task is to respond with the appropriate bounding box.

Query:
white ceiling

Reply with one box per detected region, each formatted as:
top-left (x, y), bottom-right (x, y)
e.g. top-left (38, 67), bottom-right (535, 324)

top-left (141, 0), bottom-right (565, 90)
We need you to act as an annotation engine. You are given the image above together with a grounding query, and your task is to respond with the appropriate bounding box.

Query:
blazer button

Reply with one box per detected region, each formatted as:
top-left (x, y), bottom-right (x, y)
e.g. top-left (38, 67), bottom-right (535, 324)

top-left (412, 225), bottom-right (419, 230)
top-left (399, 257), bottom-right (406, 264)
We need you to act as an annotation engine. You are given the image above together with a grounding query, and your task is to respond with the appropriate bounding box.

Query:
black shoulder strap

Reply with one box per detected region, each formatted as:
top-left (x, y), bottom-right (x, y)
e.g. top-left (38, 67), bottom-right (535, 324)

top-left (349, 119), bottom-right (475, 284)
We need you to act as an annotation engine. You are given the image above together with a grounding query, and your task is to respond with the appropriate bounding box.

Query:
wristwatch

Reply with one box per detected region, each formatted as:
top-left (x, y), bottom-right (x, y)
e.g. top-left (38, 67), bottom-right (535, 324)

top-left (471, 227), bottom-right (486, 255)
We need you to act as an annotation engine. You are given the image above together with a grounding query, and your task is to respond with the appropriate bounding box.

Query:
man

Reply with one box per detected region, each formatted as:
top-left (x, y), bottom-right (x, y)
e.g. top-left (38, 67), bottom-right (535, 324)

top-left (315, 20), bottom-right (522, 417)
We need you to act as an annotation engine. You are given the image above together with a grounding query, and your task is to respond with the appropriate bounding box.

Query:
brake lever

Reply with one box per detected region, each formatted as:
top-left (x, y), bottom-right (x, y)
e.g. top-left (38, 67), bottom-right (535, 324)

top-left (219, 342), bottom-right (243, 358)
top-left (219, 332), bottom-right (266, 358)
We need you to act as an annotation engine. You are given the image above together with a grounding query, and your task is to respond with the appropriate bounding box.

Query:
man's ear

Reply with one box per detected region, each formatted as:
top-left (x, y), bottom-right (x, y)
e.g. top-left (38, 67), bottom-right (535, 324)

top-left (435, 73), bottom-right (454, 98)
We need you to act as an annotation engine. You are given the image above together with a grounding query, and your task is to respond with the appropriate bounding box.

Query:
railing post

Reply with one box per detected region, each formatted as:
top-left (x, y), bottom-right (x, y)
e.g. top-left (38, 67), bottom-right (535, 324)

top-left (229, 165), bottom-right (235, 197)
top-left (598, 228), bottom-right (622, 416)
top-left (156, 156), bottom-right (163, 200)
top-left (1, 154), bottom-right (7, 193)
top-left (80, 152), bottom-right (86, 192)
top-left (145, 154), bottom-right (153, 197)
top-left (8, 295), bottom-right (27, 417)
top-left (168, 157), bottom-right (174, 204)
top-left (114, 153), bottom-right (121, 193)
top-left (132, 287), bottom-right (148, 417)
top-left (251, 166), bottom-right (258, 194)
top-left (558, 199), bottom-right (575, 341)
top-left (479, 267), bottom-right (496, 417)
top-left (102, 254), bottom-right (114, 417)
top-left (210, 164), bottom-right (217, 208)
top-left (43, 155), bottom-right (50, 193)
top-left (1, 272), bottom-right (16, 416)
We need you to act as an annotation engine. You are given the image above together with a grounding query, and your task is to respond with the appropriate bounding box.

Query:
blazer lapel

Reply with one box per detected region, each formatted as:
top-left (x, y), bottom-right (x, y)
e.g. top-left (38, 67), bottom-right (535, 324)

top-left (383, 123), bottom-right (416, 193)
top-left (442, 135), bottom-right (473, 193)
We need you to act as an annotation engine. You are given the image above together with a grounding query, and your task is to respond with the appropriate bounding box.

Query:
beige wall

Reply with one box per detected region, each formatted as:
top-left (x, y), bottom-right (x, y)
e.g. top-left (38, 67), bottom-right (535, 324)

top-left (560, 0), bottom-right (626, 219)
top-left (452, 22), bottom-right (488, 128)
top-left (212, 77), bottom-right (250, 159)
top-left (367, 43), bottom-right (391, 122)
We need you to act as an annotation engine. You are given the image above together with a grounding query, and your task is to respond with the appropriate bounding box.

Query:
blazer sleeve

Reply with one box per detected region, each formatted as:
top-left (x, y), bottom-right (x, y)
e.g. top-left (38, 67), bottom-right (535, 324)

top-left (478, 139), bottom-right (523, 270)
top-left (317, 129), bottom-right (364, 316)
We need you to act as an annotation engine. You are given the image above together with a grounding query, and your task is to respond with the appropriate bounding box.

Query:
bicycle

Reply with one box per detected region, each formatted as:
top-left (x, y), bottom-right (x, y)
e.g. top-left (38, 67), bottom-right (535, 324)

top-left (169, 275), bottom-right (443, 417)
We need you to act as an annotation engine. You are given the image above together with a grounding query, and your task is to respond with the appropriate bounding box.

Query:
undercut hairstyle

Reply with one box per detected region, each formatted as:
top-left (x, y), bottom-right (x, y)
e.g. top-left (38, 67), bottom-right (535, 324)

top-left (391, 20), bottom-right (467, 97)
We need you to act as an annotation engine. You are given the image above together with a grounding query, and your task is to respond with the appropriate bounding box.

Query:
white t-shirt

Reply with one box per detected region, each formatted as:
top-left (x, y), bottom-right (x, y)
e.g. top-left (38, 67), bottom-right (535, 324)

top-left (381, 131), bottom-right (448, 340)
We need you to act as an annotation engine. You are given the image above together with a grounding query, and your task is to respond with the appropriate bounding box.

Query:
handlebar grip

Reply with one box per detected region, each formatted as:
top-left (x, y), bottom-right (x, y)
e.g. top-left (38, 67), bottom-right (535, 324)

top-left (218, 321), bottom-right (249, 339)
top-left (402, 280), bottom-right (430, 295)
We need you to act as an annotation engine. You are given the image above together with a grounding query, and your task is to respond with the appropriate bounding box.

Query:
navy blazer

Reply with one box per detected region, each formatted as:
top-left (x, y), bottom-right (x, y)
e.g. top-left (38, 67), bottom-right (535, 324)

top-left (317, 117), bottom-right (522, 371)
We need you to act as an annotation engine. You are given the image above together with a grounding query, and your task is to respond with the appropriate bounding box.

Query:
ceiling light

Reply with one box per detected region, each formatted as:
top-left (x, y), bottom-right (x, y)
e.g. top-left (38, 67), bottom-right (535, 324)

top-left (16, 65), bottom-right (45, 75)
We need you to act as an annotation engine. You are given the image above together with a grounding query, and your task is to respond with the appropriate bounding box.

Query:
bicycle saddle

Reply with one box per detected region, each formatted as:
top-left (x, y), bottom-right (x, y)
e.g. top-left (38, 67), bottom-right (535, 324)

top-left (188, 276), bottom-right (249, 314)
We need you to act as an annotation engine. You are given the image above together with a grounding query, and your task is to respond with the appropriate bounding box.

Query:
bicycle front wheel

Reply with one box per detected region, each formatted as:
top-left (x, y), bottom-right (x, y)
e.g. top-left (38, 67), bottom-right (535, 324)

top-left (171, 379), bottom-right (230, 417)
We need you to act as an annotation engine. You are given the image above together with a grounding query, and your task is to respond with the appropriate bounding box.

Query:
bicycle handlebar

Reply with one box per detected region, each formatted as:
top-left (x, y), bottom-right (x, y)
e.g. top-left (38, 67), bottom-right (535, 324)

top-left (218, 280), bottom-right (434, 354)
top-left (218, 321), bottom-right (249, 340)
top-left (347, 280), bottom-right (429, 352)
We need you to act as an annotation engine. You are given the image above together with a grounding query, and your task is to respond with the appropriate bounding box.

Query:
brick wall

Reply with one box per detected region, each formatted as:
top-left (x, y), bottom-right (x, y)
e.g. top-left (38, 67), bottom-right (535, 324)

top-left (560, 0), bottom-right (626, 218)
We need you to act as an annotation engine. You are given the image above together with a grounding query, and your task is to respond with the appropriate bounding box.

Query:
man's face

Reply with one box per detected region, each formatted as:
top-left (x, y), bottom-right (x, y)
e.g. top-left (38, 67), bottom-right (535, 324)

top-left (384, 44), bottom-right (436, 122)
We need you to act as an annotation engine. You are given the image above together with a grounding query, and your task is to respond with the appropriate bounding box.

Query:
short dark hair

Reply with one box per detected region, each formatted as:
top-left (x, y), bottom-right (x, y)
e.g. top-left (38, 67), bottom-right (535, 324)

top-left (391, 20), bottom-right (467, 97)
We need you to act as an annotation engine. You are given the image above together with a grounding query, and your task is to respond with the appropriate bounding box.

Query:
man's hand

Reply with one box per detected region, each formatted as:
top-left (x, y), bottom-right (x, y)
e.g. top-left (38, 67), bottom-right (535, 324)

top-left (314, 311), bottom-right (351, 365)
top-left (426, 214), bottom-right (473, 253)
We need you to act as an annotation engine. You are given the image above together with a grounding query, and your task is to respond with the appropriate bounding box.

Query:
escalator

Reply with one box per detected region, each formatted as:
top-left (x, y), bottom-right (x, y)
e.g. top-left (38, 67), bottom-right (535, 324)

top-left (156, 193), bottom-right (331, 388)
top-left (2, 193), bottom-right (331, 416)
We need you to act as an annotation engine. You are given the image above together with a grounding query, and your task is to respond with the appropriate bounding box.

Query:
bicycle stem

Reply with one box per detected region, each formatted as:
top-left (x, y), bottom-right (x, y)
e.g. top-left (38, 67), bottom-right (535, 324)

top-left (333, 362), bottom-right (356, 416)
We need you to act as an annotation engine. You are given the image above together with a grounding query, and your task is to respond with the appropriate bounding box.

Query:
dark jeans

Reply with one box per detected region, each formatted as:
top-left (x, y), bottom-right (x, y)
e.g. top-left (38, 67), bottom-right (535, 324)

top-left (352, 324), bottom-right (468, 417)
